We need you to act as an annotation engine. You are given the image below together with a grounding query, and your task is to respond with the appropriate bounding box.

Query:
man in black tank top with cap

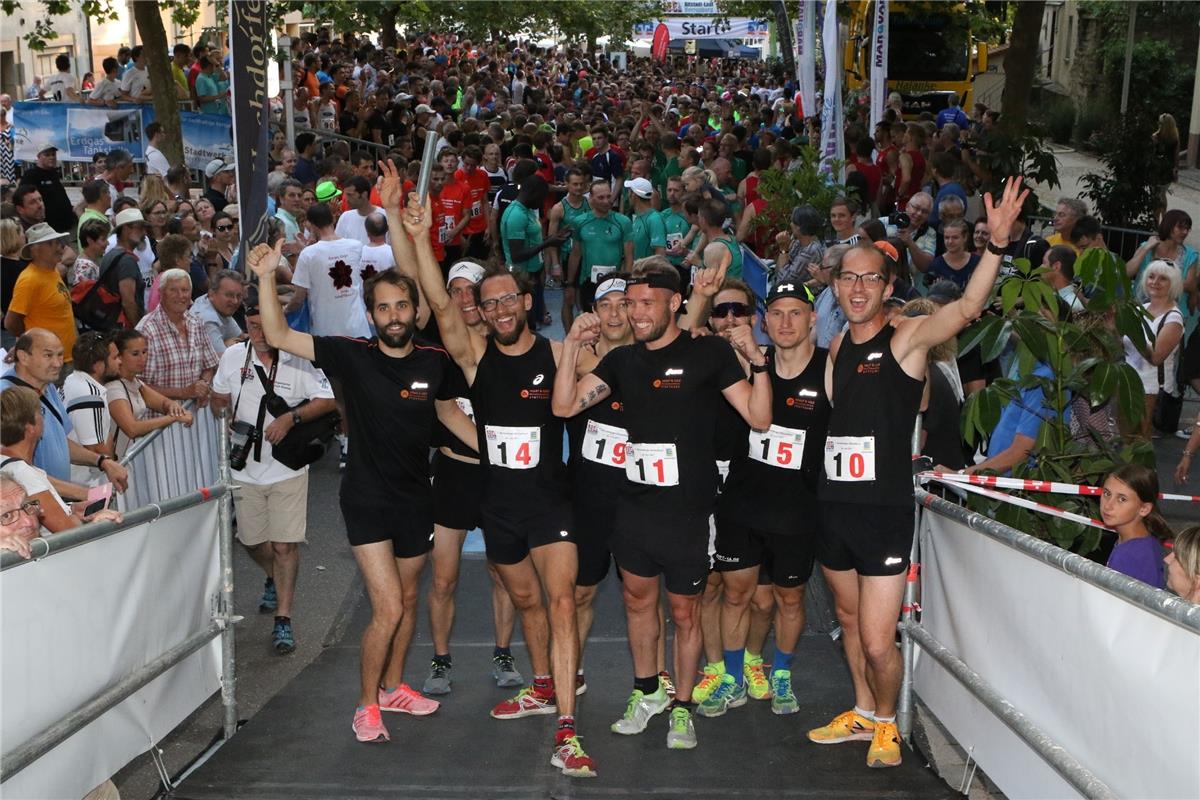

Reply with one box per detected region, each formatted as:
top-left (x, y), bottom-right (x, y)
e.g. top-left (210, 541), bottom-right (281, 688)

top-left (553, 256), bottom-right (771, 751)
top-left (807, 177), bottom-right (1029, 769)
top-left (398, 187), bottom-right (596, 779)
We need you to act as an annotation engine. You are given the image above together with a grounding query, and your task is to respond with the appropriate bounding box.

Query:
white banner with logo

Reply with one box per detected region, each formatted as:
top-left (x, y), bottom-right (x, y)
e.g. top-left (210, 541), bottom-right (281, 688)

top-left (633, 17), bottom-right (770, 40)
top-left (0, 501), bottom-right (222, 800)
top-left (869, 0), bottom-right (889, 131)
top-left (914, 510), bottom-right (1200, 800)
top-left (793, 0), bottom-right (816, 117)
top-left (818, 0), bottom-right (843, 178)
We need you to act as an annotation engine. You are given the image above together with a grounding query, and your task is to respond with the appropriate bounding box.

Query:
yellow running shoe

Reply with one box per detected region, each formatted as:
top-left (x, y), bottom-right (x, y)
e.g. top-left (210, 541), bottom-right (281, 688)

top-left (807, 709), bottom-right (875, 744)
top-left (691, 665), bottom-right (723, 704)
top-left (744, 660), bottom-right (771, 701)
top-left (867, 720), bottom-right (902, 768)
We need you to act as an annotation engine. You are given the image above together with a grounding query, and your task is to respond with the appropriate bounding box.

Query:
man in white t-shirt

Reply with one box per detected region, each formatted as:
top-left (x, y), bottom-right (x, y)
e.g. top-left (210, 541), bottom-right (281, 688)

top-left (288, 202), bottom-right (372, 338)
top-left (358, 213), bottom-right (396, 280)
top-left (119, 46), bottom-right (152, 102)
top-left (334, 175), bottom-right (382, 247)
top-left (87, 57), bottom-right (123, 107)
top-left (143, 122), bottom-right (171, 177)
top-left (64, 332), bottom-right (121, 487)
top-left (42, 54), bottom-right (80, 102)
top-left (211, 286), bottom-right (337, 654)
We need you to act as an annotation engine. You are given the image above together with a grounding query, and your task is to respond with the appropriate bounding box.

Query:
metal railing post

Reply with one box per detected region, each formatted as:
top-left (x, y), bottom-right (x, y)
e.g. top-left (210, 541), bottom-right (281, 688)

top-left (215, 406), bottom-right (239, 740)
top-left (897, 417), bottom-right (922, 741)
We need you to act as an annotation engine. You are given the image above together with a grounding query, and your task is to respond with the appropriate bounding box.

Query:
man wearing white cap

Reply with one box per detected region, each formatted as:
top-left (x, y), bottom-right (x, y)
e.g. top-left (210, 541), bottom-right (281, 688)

top-left (98, 208), bottom-right (149, 327)
top-left (204, 158), bottom-right (235, 214)
top-left (627, 178), bottom-right (666, 261)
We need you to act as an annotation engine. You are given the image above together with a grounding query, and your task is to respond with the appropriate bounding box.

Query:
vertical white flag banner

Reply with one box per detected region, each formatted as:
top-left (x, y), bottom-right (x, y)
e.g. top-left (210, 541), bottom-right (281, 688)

top-left (794, 0), bottom-right (816, 117)
top-left (870, 0), bottom-right (889, 131)
top-left (819, 0), bottom-right (843, 179)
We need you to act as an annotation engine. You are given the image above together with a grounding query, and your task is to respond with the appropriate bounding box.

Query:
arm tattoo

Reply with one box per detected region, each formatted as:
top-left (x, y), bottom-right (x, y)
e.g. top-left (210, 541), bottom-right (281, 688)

top-left (578, 382), bottom-right (610, 410)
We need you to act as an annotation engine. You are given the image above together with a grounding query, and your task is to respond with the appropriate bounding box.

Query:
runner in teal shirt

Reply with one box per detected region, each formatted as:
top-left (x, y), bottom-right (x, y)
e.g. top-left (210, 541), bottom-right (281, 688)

top-left (567, 181), bottom-right (632, 310)
top-left (660, 176), bottom-right (693, 269)
top-left (627, 178), bottom-right (667, 259)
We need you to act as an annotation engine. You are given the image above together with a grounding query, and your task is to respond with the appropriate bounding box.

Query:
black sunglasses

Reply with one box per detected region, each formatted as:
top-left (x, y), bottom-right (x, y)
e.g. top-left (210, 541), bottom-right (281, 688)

top-left (215, 224), bottom-right (235, 232)
top-left (712, 301), bottom-right (751, 318)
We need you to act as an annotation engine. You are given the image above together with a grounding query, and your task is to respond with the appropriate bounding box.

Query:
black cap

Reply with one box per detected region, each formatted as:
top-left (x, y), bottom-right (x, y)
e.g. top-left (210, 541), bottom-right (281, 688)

top-left (766, 280), bottom-right (815, 306)
top-left (242, 284), bottom-right (261, 315)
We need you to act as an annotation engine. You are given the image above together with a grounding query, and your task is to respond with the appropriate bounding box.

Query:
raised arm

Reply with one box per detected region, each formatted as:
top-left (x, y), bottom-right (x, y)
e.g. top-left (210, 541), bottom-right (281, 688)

top-left (677, 258), bottom-right (726, 333)
top-left (720, 325), bottom-right (772, 430)
top-left (246, 240), bottom-right (316, 362)
top-left (551, 313), bottom-right (611, 417)
top-left (903, 176), bottom-right (1029, 355)
top-left (435, 399), bottom-right (479, 452)
top-left (378, 161), bottom-right (429, 330)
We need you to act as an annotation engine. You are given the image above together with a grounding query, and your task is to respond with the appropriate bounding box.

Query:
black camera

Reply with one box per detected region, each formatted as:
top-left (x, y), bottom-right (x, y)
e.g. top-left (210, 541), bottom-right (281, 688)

top-left (888, 211), bottom-right (911, 230)
top-left (229, 420), bottom-right (257, 471)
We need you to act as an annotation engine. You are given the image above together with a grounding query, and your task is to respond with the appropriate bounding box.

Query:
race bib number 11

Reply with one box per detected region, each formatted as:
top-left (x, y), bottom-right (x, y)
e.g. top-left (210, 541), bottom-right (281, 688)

top-left (625, 442), bottom-right (680, 486)
top-left (485, 425), bottom-right (540, 470)
top-left (824, 435), bottom-right (876, 481)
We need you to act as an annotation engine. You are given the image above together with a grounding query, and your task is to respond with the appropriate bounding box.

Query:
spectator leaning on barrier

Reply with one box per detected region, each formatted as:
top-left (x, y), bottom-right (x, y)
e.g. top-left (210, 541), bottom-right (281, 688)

top-left (0, 386), bottom-right (122, 533)
top-left (0, 472), bottom-right (39, 559)
top-left (106, 328), bottom-right (193, 459)
top-left (1164, 525), bottom-right (1200, 603)
top-left (63, 331), bottom-right (120, 486)
top-left (192, 269), bottom-right (245, 356)
top-left (119, 45), bottom-right (152, 103)
top-left (135, 269), bottom-right (219, 407)
top-left (4, 224), bottom-right (75, 357)
top-left (211, 285), bottom-right (337, 655)
top-left (86, 57), bottom-right (122, 108)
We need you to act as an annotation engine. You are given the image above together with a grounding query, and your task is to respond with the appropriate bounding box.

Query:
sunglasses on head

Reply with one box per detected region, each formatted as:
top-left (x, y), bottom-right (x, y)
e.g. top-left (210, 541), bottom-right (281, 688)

top-left (712, 301), bottom-right (751, 318)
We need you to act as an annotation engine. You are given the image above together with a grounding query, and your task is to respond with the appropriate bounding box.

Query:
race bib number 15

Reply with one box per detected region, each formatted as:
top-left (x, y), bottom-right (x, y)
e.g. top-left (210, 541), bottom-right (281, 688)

top-left (824, 435), bottom-right (875, 481)
top-left (485, 425), bottom-right (540, 470)
top-left (750, 425), bottom-right (806, 470)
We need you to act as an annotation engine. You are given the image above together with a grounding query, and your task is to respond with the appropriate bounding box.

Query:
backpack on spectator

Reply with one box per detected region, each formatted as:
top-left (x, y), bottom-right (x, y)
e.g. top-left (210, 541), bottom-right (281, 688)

top-left (72, 248), bottom-right (130, 331)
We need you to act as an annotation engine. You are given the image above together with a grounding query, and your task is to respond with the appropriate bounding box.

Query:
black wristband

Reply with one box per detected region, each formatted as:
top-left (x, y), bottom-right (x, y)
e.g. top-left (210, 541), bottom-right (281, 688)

top-left (97, 454), bottom-right (108, 469)
top-left (749, 361), bottom-right (769, 374)
top-left (985, 239), bottom-right (1009, 256)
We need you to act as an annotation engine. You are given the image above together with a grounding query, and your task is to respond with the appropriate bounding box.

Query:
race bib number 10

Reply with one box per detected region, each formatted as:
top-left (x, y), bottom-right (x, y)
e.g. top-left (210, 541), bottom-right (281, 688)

top-left (824, 435), bottom-right (876, 481)
top-left (625, 442), bottom-right (680, 486)
top-left (582, 420), bottom-right (629, 469)
top-left (750, 425), bottom-right (806, 470)
top-left (485, 425), bottom-right (540, 470)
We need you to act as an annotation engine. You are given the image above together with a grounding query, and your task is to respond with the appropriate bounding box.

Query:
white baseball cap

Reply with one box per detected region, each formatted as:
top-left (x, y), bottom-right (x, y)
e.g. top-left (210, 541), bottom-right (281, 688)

top-left (594, 277), bottom-right (628, 300)
top-left (626, 177), bottom-right (653, 199)
top-left (446, 261), bottom-right (485, 288)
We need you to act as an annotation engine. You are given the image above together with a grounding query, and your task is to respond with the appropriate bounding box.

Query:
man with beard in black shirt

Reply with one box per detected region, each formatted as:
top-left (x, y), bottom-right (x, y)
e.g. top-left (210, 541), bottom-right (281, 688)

top-left (246, 239), bottom-right (476, 746)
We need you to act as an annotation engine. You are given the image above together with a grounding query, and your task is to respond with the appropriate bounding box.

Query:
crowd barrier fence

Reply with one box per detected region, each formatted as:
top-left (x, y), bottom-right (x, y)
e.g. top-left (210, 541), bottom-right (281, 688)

top-left (117, 401), bottom-right (222, 511)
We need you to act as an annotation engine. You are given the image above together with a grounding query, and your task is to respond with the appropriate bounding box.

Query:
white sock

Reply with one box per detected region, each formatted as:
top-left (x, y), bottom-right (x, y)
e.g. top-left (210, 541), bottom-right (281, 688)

top-left (875, 714), bottom-right (896, 723)
top-left (854, 706), bottom-right (876, 721)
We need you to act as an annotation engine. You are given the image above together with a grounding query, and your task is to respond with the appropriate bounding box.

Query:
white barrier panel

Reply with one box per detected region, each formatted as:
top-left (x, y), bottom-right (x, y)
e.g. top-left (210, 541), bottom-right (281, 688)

top-left (914, 509), bottom-right (1200, 799)
top-left (0, 502), bottom-right (222, 800)
top-left (119, 408), bottom-right (221, 511)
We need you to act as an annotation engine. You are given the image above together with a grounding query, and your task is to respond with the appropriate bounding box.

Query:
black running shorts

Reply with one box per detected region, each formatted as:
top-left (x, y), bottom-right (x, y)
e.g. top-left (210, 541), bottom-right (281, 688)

top-left (481, 501), bottom-right (576, 566)
top-left (815, 501), bottom-right (914, 577)
top-left (713, 515), bottom-right (815, 588)
top-left (611, 501), bottom-right (710, 596)
top-left (341, 496), bottom-right (435, 559)
top-left (432, 451), bottom-right (484, 531)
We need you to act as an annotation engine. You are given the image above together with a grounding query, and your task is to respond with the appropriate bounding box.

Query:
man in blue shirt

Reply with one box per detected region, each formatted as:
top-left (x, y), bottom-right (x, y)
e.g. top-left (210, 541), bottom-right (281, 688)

top-left (967, 363), bottom-right (1069, 476)
top-left (935, 95), bottom-right (970, 131)
top-left (1, 329), bottom-right (128, 499)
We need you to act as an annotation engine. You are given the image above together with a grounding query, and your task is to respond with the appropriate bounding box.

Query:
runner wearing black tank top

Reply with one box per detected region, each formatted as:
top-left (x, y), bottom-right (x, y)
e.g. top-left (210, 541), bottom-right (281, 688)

top-left (554, 257), bottom-right (771, 752)
top-left (396, 183), bottom-right (596, 779)
top-left (807, 178), bottom-right (1030, 770)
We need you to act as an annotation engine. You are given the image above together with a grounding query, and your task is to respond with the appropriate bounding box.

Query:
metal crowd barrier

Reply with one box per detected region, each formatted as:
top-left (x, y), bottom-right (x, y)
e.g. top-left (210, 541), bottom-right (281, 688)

top-left (117, 401), bottom-right (223, 511)
top-left (0, 406), bottom-right (237, 796)
top-left (1028, 216), bottom-right (1153, 262)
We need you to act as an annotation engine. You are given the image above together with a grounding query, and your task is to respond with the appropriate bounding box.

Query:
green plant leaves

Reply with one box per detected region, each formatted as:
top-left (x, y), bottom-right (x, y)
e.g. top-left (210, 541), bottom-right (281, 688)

top-left (1113, 363), bottom-right (1145, 425)
top-left (1088, 361), bottom-right (1120, 407)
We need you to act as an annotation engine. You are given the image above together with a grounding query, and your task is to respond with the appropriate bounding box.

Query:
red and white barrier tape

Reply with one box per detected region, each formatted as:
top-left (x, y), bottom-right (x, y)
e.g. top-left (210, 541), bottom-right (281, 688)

top-left (924, 473), bottom-right (1113, 531)
top-left (921, 471), bottom-right (1200, 503)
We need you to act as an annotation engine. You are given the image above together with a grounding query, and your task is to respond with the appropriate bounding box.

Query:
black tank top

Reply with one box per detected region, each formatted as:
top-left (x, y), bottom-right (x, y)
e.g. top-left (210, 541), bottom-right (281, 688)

top-left (720, 347), bottom-right (830, 533)
top-left (471, 335), bottom-right (567, 510)
top-left (567, 361), bottom-right (627, 507)
top-left (819, 325), bottom-right (923, 507)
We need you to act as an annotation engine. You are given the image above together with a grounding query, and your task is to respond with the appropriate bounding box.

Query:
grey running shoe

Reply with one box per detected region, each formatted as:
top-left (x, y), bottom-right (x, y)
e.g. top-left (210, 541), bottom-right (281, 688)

top-left (611, 685), bottom-right (671, 735)
top-left (696, 674), bottom-right (748, 718)
top-left (666, 705), bottom-right (697, 750)
top-left (423, 659), bottom-right (452, 695)
top-left (492, 652), bottom-right (523, 687)
top-left (770, 669), bottom-right (799, 715)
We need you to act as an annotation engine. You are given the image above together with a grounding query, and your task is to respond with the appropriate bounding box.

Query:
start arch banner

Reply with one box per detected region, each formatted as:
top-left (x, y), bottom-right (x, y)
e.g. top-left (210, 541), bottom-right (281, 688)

top-left (633, 17), bottom-right (770, 40)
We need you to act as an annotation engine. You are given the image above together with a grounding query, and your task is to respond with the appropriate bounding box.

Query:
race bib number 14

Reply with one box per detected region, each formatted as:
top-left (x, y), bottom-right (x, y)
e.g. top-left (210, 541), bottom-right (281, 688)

top-left (485, 425), bottom-right (540, 470)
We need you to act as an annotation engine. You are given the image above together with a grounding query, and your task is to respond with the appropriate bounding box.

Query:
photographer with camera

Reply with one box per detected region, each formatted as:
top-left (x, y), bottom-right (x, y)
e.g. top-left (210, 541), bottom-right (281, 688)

top-left (211, 285), bottom-right (337, 656)
top-left (880, 191), bottom-right (935, 276)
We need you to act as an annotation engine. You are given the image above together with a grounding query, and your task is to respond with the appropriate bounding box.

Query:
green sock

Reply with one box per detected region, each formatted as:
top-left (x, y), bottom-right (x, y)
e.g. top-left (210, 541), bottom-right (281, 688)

top-left (706, 660), bottom-right (726, 675)
top-left (744, 650), bottom-right (763, 667)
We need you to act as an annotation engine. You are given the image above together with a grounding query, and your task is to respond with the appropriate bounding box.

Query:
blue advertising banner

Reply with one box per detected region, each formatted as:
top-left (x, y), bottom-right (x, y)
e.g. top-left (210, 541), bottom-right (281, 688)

top-left (11, 101), bottom-right (232, 170)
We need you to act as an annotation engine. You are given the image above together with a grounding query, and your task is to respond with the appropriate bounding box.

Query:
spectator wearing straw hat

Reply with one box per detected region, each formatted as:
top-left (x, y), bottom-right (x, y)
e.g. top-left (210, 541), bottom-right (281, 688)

top-left (3, 223), bottom-right (75, 358)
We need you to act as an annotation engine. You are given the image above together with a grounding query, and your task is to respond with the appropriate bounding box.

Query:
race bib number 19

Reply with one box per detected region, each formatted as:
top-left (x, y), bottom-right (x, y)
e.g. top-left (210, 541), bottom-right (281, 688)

top-left (824, 435), bottom-right (875, 481)
top-left (625, 442), bottom-right (680, 486)
top-left (582, 420), bottom-right (629, 469)
top-left (750, 425), bottom-right (806, 470)
top-left (485, 425), bottom-right (540, 470)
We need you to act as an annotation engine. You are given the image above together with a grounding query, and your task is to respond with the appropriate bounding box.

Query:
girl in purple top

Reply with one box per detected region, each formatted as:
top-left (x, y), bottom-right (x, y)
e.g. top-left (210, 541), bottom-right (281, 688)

top-left (1099, 464), bottom-right (1171, 589)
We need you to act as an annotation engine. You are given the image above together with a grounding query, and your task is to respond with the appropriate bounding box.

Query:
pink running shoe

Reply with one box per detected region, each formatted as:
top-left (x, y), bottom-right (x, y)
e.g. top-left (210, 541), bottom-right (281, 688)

top-left (378, 683), bottom-right (440, 716)
top-left (352, 704), bottom-right (390, 742)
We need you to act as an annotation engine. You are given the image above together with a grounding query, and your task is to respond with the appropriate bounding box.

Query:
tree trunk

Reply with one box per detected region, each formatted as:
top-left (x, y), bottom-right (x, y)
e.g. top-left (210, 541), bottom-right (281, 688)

top-left (380, 4), bottom-right (398, 50)
top-left (132, 1), bottom-right (184, 166)
top-left (774, 0), bottom-right (795, 78)
top-left (1000, 0), bottom-right (1045, 134)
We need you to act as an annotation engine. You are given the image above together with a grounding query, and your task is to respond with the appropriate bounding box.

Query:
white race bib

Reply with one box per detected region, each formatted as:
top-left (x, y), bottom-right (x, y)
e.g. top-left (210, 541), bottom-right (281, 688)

top-left (591, 264), bottom-right (616, 282)
top-left (823, 435), bottom-right (876, 482)
top-left (455, 397), bottom-right (475, 420)
top-left (689, 264), bottom-right (698, 286)
top-left (485, 425), bottom-right (540, 470)
top-left (470, 201), bottom-right (483, 218)
top-left (581, 420), bottom-right (629, 469)
top-left (625, 442), bottom-right (680, 486)
top-left (750, 426), bottom-right (806, 471)
top-left (666, 232), bottom-right (683, 248)
top-left (440, 216), bottom-right (455, 243)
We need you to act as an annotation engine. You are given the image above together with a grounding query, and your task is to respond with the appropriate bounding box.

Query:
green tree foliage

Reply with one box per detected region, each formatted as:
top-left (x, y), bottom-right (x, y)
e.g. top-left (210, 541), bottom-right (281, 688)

top-left (754, 144), bottom-right (844, 238)
top-left (958, 247), bottom-right (1154, 554)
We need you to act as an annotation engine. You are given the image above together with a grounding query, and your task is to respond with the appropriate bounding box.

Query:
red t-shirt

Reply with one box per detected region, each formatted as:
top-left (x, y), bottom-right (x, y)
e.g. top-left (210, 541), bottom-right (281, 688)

top-left (849, 156), bottom-right (882, 201)
top-left (438, 181), bottom-right (468, 247)
top-left (453, 167), bottom-right (490, 234)
top-left (428, 192), bottom-right (446, 261)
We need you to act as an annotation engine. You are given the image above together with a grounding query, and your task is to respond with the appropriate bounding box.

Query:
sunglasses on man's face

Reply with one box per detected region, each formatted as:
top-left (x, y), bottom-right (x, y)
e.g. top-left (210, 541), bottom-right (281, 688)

top-left (712, 301), bottom-right (751, 319)
top-left (215, 224), bottom-right (235, 232)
